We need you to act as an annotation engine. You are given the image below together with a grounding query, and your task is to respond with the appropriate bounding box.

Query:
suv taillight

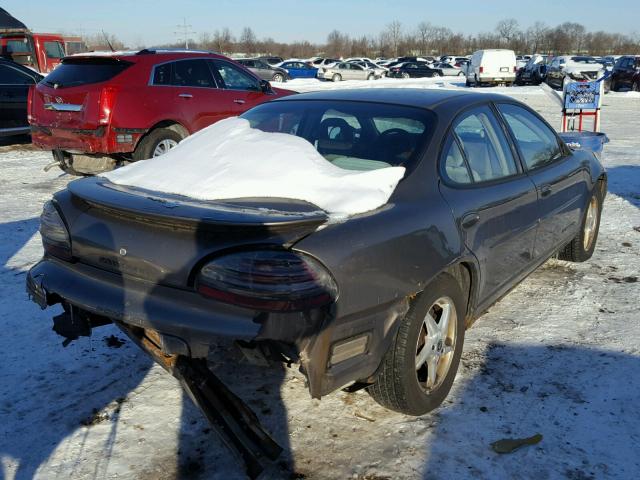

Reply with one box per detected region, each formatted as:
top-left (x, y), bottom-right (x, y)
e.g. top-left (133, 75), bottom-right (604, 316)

top-left (479, 66), bottom-right (484, 73)
top-left (196, 250), bottom-right (338, 312)
top-left (27, 84), bottom-right (35, 123)
top-left (98, 86), bottom-right (117, 125)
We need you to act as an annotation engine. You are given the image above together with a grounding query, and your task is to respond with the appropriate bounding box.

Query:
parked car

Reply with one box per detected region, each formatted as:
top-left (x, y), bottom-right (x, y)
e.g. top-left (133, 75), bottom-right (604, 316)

top-left (545, 56), bottom-right (605, 90)
top-left (234, 58), bottom-right (290, 83)
top-left (431, 62), bottom-right (464, 76)
top-left (0, 8), bottom-right (66, 73)
top-left (348, 59), bottom-right (388, 77)
top-left (258, 56), bottom-right (283, 66)
top-left (608, 55), bottom-right (640, 92)
top-left (278, 61), bottom-right (318, 79)
top-left (27, 89), bottom-right (606, 421)
top-left (387, 56), bottom-right (431, 68)
top-left (516, 55), bottom-right (532, 69)
top-left (29, 50), bottom-right (294, 175)
top-left (311, 57), bottom-right (341, 68)
top-left (515, 54), bottom-right (548, 85)
top-left (318, 62), bottom-right (377, 81)
top-left (0, 58), bottom-right (43, 136)
top-left (466, 49), bottom-right (517, 86)
top-left (388, 62), bottom-right (443, 78)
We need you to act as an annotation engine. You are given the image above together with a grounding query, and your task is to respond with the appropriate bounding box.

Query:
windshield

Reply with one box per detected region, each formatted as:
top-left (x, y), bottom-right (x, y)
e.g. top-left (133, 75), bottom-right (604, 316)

top-left (241, 100), bottom-right (435, 172)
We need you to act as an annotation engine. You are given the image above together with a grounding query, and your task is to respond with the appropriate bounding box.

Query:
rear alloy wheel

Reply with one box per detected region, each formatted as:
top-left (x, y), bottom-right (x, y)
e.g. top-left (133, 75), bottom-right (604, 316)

top-left (401, 72), bottom-right (410, 79)
top-left (332, 73), bottom-right (342, 82)
top-left (271, 73), bottom-right (285, 83)
top-left (558, 187), bottom-right (603, 262)
top-left (432, 72), bottom-right (441, 78)
top-left (367, 74), bottom-right (375, 81)
top-left (133, 127), bottom-right (185, 161)
top-left (367, 273), bottom-right (466, 415)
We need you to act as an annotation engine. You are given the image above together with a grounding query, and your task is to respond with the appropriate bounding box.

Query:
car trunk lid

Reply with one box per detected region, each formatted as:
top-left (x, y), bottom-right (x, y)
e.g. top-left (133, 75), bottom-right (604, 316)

top-left (62, 178), bottom-right (329, 288)
top-left (31, 56), bottom-right (131, 129)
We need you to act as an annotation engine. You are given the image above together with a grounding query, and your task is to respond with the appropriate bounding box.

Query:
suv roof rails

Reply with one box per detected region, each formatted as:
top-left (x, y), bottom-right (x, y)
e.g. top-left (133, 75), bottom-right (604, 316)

top-left (136, 48), bottom-right (220, 56)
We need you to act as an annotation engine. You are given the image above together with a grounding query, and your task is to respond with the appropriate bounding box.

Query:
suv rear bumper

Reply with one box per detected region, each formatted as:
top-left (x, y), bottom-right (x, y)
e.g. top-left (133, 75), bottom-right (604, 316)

top-left (30, 125), bottom-right (145, 154)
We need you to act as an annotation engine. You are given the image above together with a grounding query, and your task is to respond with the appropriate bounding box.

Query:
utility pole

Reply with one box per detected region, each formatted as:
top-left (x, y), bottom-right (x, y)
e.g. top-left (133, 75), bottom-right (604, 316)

top-left (174, 18), bottom-right (195, 49)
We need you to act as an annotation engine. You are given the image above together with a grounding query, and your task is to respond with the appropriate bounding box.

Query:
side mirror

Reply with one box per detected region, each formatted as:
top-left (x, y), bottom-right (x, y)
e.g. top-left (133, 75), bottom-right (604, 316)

top-left (259, 79), bottom-right (274, 94)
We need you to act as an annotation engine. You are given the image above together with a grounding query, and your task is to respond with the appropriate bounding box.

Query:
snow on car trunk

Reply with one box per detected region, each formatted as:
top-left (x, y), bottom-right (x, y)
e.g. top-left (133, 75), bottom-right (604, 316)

top-left (102, 117), bottom-right (405, 220)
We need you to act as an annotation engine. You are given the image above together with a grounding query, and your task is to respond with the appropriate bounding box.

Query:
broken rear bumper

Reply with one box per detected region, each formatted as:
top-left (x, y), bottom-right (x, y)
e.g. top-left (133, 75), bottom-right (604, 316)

top-left (27, 257), bottom-right (263, 357)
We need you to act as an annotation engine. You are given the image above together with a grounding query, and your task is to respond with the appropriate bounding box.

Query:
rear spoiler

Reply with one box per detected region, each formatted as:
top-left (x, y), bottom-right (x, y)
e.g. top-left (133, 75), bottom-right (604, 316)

top-left (66, 177), bottom-right (329, 229)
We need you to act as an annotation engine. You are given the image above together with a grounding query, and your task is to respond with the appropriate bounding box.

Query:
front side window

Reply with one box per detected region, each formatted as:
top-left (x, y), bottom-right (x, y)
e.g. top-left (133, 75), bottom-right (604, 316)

top-left (241, 100), bottom-right (434, 171)
top-left (44, 41), bottom-right (65, 59)
top-left (497, 103), bottom-right (563, 170)
top-left (453, 106), bottom-right (518, 182)
top-left (211, 60), bottom-right (259, 91)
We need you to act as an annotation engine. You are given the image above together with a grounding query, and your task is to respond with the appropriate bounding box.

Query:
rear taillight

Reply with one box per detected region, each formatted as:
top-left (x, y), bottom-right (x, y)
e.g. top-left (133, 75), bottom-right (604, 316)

top-left (513, 66), bottom-right (517, 72)
top-left (479, 66), bottom-right (484, 73)
top-left (196, 250), bottom-right (338, 312)
top-left (98, 86), bottom-right (117, 125)
top-left (40, 200), bottom-right (72, 260)
top-left (27, 84), bottom-right (35, 123)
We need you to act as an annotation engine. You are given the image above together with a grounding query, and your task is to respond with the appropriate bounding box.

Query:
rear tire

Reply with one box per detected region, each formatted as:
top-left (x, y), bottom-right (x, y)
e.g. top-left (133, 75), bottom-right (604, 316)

top-left (133, 127), bottom-right (184, 161)
top-left (367, 74), bottom-right (375, 81)
top-left (271, 73), bottom-right (285, 83)
top-left (558, 187), bottom-right (603, 262)
top-left (401, 72), bottom-right (410, 79)
top-left (332, 73), bottom-right (341, 82)
top-left (367, 273), bottom-right (466, 415)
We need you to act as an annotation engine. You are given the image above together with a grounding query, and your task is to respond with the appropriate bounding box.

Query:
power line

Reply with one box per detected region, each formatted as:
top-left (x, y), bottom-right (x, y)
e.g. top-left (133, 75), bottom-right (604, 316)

top-left (174, 18), bottom-right (196, 49)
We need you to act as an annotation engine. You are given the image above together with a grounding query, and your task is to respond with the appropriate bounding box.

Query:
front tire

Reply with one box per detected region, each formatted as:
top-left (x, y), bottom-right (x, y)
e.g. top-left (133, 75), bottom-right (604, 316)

top-left (132, 127), bottom-right (184, 161)
top-left (332, 73), bottom-right (341, 82)
top-left (401, 72), bottom-right (410, 79)
top-left (558, 187), bottom-right (603, 262)
top-left (271, 73), bottom-right (285, 83)
top-left (367, 273), bottom-right (466, 415)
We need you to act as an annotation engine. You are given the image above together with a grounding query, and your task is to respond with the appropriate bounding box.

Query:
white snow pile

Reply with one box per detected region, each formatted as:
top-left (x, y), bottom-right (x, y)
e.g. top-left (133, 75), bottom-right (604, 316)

top-left (102, 117), bottom-right (406, 219)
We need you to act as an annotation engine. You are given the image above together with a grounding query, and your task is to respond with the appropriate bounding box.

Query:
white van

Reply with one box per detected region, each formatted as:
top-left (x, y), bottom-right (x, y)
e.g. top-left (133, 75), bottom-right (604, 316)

top-left (466, 49), bottom-right (517, 86)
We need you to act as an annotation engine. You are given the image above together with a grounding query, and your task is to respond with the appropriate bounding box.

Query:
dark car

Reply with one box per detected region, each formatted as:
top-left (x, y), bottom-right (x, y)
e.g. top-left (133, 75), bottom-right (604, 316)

top-left (545, 55), bottom-right (605, 90)
top-left (0, 58), bottom-right (42, 136)
top-left (28, 89), bottom-right (606, 421)
top-left (608, 55), bottom-right (640, 92)
top-left (515, 54), bottom-right (548, 85)
top-left (234, 58), bottom-right (290, 83)
top-left (388, 61), bottom-right (443, 78)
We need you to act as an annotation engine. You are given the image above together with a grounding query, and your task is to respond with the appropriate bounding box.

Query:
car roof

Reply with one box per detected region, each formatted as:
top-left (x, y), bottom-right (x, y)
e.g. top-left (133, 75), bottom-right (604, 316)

top-left (66, 49), bottom-right (228, 63)
top-left (274, 88), bottom-right (513, 111)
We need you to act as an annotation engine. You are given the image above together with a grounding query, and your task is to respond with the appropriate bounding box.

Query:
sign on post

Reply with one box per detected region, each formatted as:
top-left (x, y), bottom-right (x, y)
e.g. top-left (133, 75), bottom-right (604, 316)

top-left (562, 80), bottom-right (603, 132)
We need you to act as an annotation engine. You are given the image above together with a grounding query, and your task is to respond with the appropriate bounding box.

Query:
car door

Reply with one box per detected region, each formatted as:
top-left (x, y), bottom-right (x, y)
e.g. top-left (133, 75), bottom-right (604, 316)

top-left (438, 105), bottom-right (539, 305)
top-left (349, 64), bottom-right (365, 80)
top-left (0, 63), bottom-right (37, 131)
top-left (209, 59), bottom-right (268, 113)
top-left (496, 102), bottom-right (589, 259)
top-left (621, 57), bottom-right (635, 87)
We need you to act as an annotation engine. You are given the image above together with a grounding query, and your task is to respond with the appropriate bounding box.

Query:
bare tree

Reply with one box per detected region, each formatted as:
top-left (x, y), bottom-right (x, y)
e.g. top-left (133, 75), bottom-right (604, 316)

top-left (212, 28), bottom-right (234, 54)
top-left (416, 21), bottom-right (437, 55)
top-left (239, 27), bottom-right (257, 54)
top-left (386, 21), bottom-right (403, 57)
top-left (496, 18), bottom-right (520, 46)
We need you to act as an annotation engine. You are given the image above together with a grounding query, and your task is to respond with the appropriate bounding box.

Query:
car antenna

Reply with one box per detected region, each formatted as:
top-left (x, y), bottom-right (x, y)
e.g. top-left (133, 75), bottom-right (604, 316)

top-left (102, 30), bottom-right (115, 52)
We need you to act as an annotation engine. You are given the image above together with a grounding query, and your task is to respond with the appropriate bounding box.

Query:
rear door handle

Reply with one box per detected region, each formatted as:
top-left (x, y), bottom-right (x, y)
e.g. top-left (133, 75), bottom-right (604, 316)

top-left (233, 99), bottom-right (246, 104)
top-left (539, 185), bottom-right (552, 198)
top-left (178, 93), bottom-right (193, 99)
top-left (461, 212), bottom-right (480, 229)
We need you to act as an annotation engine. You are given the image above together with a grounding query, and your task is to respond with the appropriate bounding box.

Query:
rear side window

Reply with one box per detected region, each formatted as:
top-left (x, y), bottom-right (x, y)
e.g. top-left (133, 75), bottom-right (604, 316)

top-left (0, 64), bottom-right (35, 85)
top-left (453, 106), bottom-right (518, 182)
top-left (497, 104), bottom-right (562, 170)
top-left (443, 136), bottom-right (473, 184)
top-left (43, 59), bottom-right (132, 88)
top-left (44, 41), bottom-right (65, 59)
top-left (152, 63), bottom-right (171, 85)
top-left (172, 59), bottom-right (215, 87)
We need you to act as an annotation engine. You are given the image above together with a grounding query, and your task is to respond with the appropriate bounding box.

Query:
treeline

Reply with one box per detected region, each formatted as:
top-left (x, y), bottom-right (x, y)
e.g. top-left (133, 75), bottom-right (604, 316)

top-left (91, 18), bottom-right (640, 58)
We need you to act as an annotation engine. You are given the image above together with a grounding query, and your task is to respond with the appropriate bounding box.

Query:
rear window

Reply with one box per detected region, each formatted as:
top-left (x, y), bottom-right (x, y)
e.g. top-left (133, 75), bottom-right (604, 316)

top-left (42, 58), bottom-right (132, 88)
top-left (241, 100), bottom-right (435, 172)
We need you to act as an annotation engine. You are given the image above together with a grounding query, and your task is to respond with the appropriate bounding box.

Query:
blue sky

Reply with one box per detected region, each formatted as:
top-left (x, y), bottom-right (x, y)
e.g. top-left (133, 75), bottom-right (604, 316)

top-left (4, 0), bottom-right (638, 47)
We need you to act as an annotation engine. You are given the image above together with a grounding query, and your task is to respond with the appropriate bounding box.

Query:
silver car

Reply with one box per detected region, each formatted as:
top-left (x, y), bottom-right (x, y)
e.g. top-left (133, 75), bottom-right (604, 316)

top-left (319, 62), bottom-right (377, 82)
top-left (432, 62), bottom-right (465, 77)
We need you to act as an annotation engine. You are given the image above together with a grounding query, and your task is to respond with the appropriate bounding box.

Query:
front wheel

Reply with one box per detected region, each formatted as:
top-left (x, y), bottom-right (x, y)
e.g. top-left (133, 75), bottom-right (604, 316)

top-left (457, 71), bottom-right (465, 76)
top-left (132, 127), bottom-right (184, 161)
top-left (558, 187), bottom-right (603, 262)
top-left (401, 72), bottom-right (410, 79)
top-left (367, 74), bottom-right (375, 81)
top-left (432, 72), bottom-right (441, 78)
top-left (367, 273), bottom-right (466, 415)
top-left (332, 73), bottom-right (342, 82)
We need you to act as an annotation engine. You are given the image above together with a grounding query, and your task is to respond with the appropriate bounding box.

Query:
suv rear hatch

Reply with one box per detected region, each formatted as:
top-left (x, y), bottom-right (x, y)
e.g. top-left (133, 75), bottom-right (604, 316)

top-left (61, 178), bottom-right (328, 288)
top-left (31, 56), bottom-right (132, 130)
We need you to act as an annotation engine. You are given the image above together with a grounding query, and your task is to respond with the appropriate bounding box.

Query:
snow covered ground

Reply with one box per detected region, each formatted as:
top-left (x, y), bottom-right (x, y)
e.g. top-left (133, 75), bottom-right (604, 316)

top-left (1, 81), bottom-right (639, 480)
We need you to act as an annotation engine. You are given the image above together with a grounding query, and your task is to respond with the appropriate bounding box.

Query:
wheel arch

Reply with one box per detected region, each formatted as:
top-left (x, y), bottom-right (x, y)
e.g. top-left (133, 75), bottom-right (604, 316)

top-left (134, 120), bottom-right (190, 150)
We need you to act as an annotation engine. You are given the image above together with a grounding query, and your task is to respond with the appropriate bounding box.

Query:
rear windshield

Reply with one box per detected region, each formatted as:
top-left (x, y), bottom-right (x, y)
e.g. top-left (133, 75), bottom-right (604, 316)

top-left (42, 58), bottom-right (132, 88)
top-left (241, 100), bottom-right (435, 172)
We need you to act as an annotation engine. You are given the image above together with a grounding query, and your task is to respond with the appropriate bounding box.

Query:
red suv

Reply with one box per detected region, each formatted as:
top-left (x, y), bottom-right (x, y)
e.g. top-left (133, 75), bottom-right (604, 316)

top-left (29, 50), bottom-right (294, 174)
